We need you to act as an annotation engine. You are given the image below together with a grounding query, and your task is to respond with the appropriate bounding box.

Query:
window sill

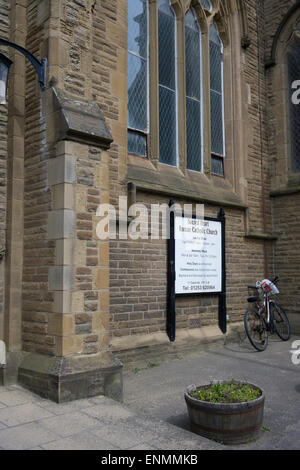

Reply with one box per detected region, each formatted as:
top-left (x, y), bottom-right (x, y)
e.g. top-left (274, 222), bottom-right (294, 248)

top-left (270, 181), bottom-right (300, 197)
top-left (245, 230), bottom-right (278, 241)
top-left (126, 162), bottom-right (247, 210)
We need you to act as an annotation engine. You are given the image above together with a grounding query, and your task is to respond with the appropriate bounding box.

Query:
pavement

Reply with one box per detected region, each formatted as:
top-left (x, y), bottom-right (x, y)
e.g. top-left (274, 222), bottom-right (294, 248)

top-left (0, 333), bottom-right (299, 450)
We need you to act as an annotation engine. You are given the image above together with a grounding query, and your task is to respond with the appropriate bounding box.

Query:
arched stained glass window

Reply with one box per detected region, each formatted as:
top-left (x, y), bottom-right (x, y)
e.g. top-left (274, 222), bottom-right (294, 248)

top-left (158, 0), bottom-right (177, 166)
top-left (127, 0), bottom-right (149, 157)
top-left (210, 22), bottom-right (225, 175)
top-left (185, 8), bottom-right (202, 172)
top-left (288, 31), bottom-right (300, 173)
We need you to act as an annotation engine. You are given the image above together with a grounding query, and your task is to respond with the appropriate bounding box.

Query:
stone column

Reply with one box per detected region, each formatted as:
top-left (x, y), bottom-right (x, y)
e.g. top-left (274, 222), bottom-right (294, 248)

top-left (0, 0), bottom-right (10, 345)
top-left (2, 0), bottom-right (26, 384)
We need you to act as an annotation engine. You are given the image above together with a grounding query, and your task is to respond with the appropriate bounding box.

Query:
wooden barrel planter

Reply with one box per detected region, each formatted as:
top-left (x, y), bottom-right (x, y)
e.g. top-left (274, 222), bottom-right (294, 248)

top-left (184, 381), bottom-right (265, 445)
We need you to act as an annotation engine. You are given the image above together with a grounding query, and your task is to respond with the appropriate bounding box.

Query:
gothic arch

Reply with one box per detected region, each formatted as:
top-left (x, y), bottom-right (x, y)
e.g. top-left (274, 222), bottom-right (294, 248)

top-left (190, 0), bottom-right (210, 32)
top-left (267, 1), bottom-right (300, 187)
top-left (167, 0), bottom-right (248, 46)
top-left (212, 0), bottom-right (250, 48)
top-left (266, 1), bottom-right (300, 68)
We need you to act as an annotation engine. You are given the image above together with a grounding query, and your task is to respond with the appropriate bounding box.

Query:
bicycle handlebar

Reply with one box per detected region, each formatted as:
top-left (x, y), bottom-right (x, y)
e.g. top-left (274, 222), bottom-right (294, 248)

top-left (247, 277), bottom-right (279, 290)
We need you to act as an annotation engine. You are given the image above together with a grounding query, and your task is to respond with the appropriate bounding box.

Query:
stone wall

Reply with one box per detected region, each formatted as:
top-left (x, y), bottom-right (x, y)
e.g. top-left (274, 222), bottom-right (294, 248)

top-left (21, 0), bottom-right (54, 355)
top-left (21, 0), bottom-right (114, 358)
top-left (91, 0), bottom-right (127, 207)
top-left (264, 0), bottom-right (300, 333)
top-left (272, 193), bottom-right (300, 328)
top-left (87, 0), bottom-right (273, 358)
top-left (1, 0), bottom-right (298, 387)
top-left (0, 0), bottom-right (10, 341)
top-left (4, 0), bottom-right (124, 401)
top-left (264, 0), bottom-right (299, 190)
top-left (264, 0), bottom-right (297, 60)
top-left (243, 0), bottom-right (272, 235)
top-left (109, 193), bottom-right (266, 345)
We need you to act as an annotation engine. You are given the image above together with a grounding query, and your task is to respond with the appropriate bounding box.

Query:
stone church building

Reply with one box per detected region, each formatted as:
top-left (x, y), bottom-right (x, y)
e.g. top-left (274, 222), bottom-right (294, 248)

top-left (0, 0), bottom-right (299, 401)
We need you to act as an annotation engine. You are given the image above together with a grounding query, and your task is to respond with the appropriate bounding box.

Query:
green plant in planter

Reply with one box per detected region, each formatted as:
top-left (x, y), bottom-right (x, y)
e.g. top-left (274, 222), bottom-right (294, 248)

top-left (185, 380), bottom-right (265, 445)
top-left (190, 379), bottom-right (261, 404)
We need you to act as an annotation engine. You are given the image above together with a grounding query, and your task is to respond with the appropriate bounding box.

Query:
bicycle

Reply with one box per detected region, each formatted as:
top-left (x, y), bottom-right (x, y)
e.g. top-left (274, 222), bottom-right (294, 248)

top-left (244, 277), bottom-right (291, 351)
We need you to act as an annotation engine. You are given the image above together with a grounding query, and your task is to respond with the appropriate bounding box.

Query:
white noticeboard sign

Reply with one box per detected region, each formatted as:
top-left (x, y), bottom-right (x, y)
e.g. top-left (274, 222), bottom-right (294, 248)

top-left (174, 216), bottom-right (223, 295)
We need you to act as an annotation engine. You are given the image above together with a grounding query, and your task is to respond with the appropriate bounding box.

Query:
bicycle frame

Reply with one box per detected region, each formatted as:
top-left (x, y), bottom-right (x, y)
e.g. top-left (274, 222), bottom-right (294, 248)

top-left (256, 295), bottom-right (282, 336)
top-left (245, 277), bottom-right (290, 350)
top-left (253, 292), bottom-right (274, 332)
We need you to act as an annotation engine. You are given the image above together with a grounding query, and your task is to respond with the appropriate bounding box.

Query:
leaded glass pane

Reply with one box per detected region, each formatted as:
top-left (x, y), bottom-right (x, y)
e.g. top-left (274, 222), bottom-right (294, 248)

top-left (158, 0), bottom-right (177, 166)
top-left (186, 10), bottom-right (201, 101)
top-left (158, 0), bottom-right (173, 15)
top-left (128, 130), bottom-right (147, 157)
top-left (200, 0), bottom-right (212, 11)
top-left (210, 23), bottom-right (225, 157)
top-left (185, 9), bottom-right (202, 172)
top-left (210, 42), bottom-right (222, 93)
top-left (186, 98), bottom-right (201, 171)
top-left (210, 22), bottom-right (222, 47)
top-left (128, 53), bottom-right (148, 130)
top-left (288, 39), bottom-right (300, 173)
top-left (158, 1), bottom-right (176, 90)
top-left (211, 91), bottom-right (224, 156)
top-left (127, 0), bottom-right (149, 156)
top-left (128, 0), bottom-right (148, 57)
top-left (211, 156), bottom-right (224, 176)
top-left (159, 86), bottom-right (177, 165)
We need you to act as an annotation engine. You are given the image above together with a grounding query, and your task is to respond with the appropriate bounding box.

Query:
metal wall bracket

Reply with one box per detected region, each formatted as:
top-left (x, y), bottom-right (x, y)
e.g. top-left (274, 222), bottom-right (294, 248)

top-left (0, 38), bottom-right (47, 89)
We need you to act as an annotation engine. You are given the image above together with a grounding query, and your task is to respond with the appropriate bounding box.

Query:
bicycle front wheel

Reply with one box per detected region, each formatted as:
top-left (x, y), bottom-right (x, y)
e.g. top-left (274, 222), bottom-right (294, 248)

top-left (244, 308), bottom-right (268, 351)
top-left (270, 302), bottom-right (290, 341)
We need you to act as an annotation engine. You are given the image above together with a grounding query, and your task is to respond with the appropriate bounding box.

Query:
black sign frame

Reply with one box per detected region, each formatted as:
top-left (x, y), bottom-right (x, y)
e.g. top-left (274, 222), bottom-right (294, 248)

top-left (167, 203), bottom-right (226, 342)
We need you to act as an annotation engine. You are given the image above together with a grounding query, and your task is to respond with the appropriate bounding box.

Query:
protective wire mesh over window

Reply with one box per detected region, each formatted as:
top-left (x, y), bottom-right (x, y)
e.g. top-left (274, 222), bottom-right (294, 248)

top-left (200, 0), bottom-right (212, 11)
top-left (158, 0), bottom-right (177, 166)
top-left (210, 23), bottom-right (225, 161)
top-left (288, 37), bottom-right (300, 173)
top-left (185, 9), bottom-right (202, 172)
top-left (127, 0), bottom-right (149, 156)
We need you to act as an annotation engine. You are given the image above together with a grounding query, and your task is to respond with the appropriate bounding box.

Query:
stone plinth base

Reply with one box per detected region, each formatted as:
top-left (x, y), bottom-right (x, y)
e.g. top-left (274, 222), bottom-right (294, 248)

top-left (17, 351), bottom-right (123, 403)
top-left (111, 323), bottom-right (244, 371)
top-left (0, 351), bottom-right (26, 386)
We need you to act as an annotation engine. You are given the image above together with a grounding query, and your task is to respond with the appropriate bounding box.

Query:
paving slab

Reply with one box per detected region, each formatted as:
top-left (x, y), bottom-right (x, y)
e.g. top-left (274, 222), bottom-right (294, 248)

top-left (83, 399), bottom-right (136, 423)
top-left (40, 431), bottom-right (120, 451)
top-left (38, 411), bottom-right (101, 438)
top-left (0, 334), bottom-right (299, 450)
top-left (0, 402), bottom-right (54, 427)
top-left (0, 385), bottom-right (220, 450)
top-left (35, 396), bottom-right (102, 415)
top-left (0, 422), bottom-right (59, 450)
top-left (0, 389), bottom-right (34, 407)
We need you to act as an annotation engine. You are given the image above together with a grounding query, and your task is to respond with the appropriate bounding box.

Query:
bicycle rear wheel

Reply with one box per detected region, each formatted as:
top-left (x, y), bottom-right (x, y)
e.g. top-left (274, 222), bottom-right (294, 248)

top-left (244, 308), bottom-right (268, 351)
top-left (270, 302), bottom-right (290, 341)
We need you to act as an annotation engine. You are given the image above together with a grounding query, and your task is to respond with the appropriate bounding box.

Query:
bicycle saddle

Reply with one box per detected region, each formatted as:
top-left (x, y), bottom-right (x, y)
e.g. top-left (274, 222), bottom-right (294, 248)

top-left (247, 295), bottom-right (259, 303)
